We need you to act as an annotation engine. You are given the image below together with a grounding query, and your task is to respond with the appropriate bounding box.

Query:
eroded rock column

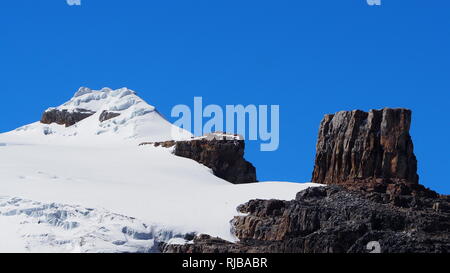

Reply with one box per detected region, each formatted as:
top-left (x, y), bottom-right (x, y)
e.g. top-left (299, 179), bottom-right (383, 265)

top-left (312, 108), bottom-right (419, 186)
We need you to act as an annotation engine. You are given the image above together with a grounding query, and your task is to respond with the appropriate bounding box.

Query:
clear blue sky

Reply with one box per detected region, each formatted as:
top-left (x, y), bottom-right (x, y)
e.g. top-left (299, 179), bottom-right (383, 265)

top-left (1, 1), bottom-right (449, 193)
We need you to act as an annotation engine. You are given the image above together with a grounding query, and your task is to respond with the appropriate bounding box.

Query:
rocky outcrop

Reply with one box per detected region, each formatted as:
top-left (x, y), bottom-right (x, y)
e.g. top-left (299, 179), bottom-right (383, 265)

top-left (99, 110), bottom-right (120, 122)
top-left (162, 108), bottom-right (450, 253)
top-left (140, 140), bottom-right (177, 148)
top-left (163, 186), bottom-right (450, 253)
top-left (40, 108), bottom-right (95, 127)
top-left (174, 138), bottom-right (256, 184)
top-left (310, 108), bottom-right (430, 200)
top-left (312, 108), bottom-right (419, 187)
top-left (141, 134), bottom-right (257, 184)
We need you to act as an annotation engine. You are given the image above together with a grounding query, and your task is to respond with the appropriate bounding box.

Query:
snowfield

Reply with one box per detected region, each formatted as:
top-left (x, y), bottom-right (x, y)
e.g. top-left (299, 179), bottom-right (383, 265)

top-left (0, 196), bottom-right (184, 253)
top-left (0, 87), bottom-right (320, 252)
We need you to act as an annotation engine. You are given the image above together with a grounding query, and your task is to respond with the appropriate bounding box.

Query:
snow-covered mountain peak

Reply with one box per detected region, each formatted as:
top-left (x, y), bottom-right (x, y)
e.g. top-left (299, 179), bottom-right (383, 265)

top-left (57, 87), bottom-right (147, 113)
top-left (73, 86), bottom-right (93, 97)
top-left (2, 87), bottom-right (192, 145)
top-left (0, 87), bottom-right (319, 253)
top-left (72, 86), bottom-right (132, 98)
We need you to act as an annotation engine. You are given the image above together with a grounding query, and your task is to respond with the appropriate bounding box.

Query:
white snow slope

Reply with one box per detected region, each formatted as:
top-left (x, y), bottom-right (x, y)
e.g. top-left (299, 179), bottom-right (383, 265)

top-left (0, 87), bottom-right (320, 253)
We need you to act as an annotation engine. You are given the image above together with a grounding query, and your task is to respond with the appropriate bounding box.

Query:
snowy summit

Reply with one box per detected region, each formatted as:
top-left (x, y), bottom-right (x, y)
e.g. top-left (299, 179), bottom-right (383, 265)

top-left (0, 87), bottom-right (319, 253)
top-left (5, 87), bottom-right (192, 146)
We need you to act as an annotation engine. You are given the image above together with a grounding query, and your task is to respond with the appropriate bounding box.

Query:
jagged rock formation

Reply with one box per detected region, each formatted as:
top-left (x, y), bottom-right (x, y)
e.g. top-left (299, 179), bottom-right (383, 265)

top-left (141, 133), bottom-right (257, 184)
top-left (162, 108), bottom-right (450, 253)
top-left (99, 110), bottom-right (120, 122)
top-left (40, 108), bottom-right (95, 127)
top-left (174, 138), bottom-right (256, 184)
top-left (163, 186), bottom-right (450, 253)
top-left (312, 108), bottom-right (419, 186)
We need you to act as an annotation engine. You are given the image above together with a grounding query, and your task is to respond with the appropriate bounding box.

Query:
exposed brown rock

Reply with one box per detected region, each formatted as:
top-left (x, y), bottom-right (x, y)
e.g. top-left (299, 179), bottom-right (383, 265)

top-left (141, 135), bottom-right (257, 184)
top-left (156, 140), bottom-right (177, 148)
top-left (99, 110), bottom-right (120, 122)
top-left (40, 108), bottom-right (95, 127)
top-left (174, 138), bottom-right (257, 184)
top-left (161, 108), bottom-right (449, 254)
top-left (312, 108), bottom-right (419, 188)
top-left (140, 140), bottom-right (177, 148)
top-left (163, 186), bottom-right (450, 253)
top-left (161, 234), bottom-right (244, 253)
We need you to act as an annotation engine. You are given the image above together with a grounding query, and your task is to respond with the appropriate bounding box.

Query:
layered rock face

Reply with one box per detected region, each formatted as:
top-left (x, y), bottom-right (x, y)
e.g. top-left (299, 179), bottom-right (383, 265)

top-left (40, 108), bottom-right (95, 127)
top-left (99, 110), bottom-right (120, 122)
top-left (174, 138), bottom-right (257, 184)
top-left (312, 108), bottom-right (421, 194)
top-left (141, 134), bottom-right (257, 184)
top-left (163, 186), bottom-right (449, 253)
top-left (162, 108), bottom-right (449, 253)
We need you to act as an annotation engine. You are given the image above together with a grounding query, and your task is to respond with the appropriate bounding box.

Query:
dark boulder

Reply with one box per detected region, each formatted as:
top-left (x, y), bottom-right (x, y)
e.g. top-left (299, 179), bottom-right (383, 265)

top-left (99, 110), bottom-right (121, 122)
top-left (312, 108), bottom-right (419, 186)
top-left (40, 108), bottom-right (95, 127)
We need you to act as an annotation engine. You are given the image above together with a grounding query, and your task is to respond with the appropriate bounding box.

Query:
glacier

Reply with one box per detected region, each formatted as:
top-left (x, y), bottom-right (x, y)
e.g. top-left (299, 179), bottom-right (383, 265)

top-left (0, 87), bottom-right (320, 252)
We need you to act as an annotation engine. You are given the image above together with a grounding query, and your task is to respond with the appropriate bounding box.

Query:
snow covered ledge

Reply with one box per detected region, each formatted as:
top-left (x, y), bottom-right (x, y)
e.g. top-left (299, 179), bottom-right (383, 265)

top-left (140, 132), bottom-right (257, 184)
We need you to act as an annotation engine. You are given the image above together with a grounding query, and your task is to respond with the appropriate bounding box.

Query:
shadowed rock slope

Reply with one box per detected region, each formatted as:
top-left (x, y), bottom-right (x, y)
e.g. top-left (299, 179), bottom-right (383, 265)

top-left (163, 186), bottom-right (449, 253)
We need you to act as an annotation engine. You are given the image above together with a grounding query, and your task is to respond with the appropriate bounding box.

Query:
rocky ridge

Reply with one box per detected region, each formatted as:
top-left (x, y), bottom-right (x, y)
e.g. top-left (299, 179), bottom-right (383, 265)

top-left (161, 108), bottom-right (450, 253)
top-left (163, 186), bottom-right (449, 253)
top-left (140, 132), bottom-right (257, 184)
top-left (312, 108), bottom-right (419, 191)
top-left (99, 110), bottom-right (121, 122)
top-left (41, 108), bottom-right (95, 127)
